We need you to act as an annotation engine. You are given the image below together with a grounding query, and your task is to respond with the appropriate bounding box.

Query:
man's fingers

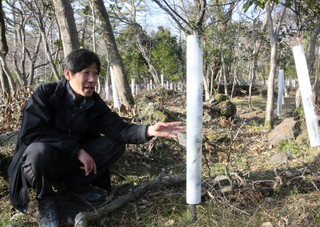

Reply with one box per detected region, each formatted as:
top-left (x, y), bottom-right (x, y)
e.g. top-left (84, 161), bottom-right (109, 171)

top-left (80, 163), bottom-right (97, 176)
top-left (94, 164), bottom-right (97, 174)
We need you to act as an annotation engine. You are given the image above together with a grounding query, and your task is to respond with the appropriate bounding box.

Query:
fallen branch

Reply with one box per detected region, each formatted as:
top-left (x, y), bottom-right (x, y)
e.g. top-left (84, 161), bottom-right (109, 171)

top-left (74, 174), bottom-right (185, 227)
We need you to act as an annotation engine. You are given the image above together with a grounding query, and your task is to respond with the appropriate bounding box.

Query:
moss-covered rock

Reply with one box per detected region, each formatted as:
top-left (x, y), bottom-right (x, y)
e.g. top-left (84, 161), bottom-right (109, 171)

top-left (219, 99), bottom-right (237, 117)
top-left (142, 102), bottom-right (180, 122)
top-left (208, 94), bottom-right (237, 118)
top-left (203, 103), bottom-right (221, 121)
top-left (206, 132), bottom-right (227, 142)
top-left (295, 129), bottom-right (310, 146)
top-left (213, 93), bottom-right (228, 103)
top-left (260, 89), bottom-right (268, 97)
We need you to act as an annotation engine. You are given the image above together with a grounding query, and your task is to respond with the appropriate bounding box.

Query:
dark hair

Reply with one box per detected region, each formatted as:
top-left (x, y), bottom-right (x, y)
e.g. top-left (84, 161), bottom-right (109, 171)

top-left (62, 49), bottom-right (101, 75)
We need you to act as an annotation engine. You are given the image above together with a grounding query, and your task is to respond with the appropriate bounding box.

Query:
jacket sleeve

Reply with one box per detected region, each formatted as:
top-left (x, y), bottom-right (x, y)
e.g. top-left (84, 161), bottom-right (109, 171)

top-left (93, 98), bottom-right (151, 144)
top-left (18, 84), bottom-right (81, 159)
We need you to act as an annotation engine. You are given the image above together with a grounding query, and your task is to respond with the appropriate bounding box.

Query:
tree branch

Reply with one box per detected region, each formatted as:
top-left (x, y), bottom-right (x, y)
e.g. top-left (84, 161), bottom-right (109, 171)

top-left (74, 174), bottom-right (185, 227)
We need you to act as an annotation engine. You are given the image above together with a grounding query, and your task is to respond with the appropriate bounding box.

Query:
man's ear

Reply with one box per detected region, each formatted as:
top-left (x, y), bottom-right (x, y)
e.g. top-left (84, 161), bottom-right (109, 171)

top-left (64, 68), bottom-right (71, 81)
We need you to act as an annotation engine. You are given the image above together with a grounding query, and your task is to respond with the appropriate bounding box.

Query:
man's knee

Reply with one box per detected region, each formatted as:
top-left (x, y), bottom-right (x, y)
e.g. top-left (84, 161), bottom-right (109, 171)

top-left (22, 142), bottom-right (55, 168)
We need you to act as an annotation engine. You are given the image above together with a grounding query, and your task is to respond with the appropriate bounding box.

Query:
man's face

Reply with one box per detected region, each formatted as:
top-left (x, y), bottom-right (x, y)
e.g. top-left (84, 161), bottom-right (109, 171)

top-left (65, 63), bottom-right (99, 100)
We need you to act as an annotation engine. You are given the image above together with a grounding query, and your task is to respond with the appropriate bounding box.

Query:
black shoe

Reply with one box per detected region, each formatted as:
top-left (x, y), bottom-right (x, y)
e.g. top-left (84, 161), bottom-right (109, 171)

top-left (70, 191), bottom-right (104, 206)
top-left (56, 182), bottom-right (104, 205)
top-left (38, 199), bottom-right (59, 227)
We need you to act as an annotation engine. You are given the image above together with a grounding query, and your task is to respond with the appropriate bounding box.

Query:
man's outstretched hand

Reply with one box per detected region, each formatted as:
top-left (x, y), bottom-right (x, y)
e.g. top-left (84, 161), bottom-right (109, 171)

top-left (146, 122), bottom-right (184, 138)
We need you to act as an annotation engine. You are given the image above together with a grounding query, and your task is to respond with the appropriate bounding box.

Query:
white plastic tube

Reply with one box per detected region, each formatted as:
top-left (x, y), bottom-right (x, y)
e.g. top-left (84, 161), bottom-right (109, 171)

top-left (186, 35), bottom-right (203, 205)
top-left (284, 81), bottom-right (288, 97)
top-left (105, 77), bottom-right (109, 101)
top-left (110, 66), bottom-right (120, 110)
top-left (161, 74), bottom-right (164, 87)
top-left (293, 46), bottom-right (320, 146)
top-left (131, 78), bottom-right (135, 96)
top-left (277, 70), bottom-right (284, 116)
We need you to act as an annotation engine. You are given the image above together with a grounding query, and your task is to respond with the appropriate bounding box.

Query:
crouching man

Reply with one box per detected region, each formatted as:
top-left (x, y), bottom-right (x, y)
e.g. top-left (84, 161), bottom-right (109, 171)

top-left (8, 49), bottom-right (183, 227)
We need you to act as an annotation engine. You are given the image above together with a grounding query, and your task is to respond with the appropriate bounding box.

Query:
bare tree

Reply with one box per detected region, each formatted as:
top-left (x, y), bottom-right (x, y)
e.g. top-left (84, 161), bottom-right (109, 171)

top-left (22, 0), bottom-right (61, 81)
top-left (92, 0), bottom-right (134, 106)
top-left (308, 16), bottom-right (320, 77)
top-left (52, 0), bottom-right (80, 57)
top-left (151, 0), bottom-right (206, 35)
top-left (264, 4), bottom-right (286, 130)
top-left (0, 0), bottom-right (15, 95)
top-left (114, 0), bottom-right (160, 86)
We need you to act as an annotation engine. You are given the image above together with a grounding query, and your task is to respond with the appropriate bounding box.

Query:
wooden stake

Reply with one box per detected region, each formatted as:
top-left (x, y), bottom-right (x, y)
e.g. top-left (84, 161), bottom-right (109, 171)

top-left (189, 204), bottom-right (197, 223)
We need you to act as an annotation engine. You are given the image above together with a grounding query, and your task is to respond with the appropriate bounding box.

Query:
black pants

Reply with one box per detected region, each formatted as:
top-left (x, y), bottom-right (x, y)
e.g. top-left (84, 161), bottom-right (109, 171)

top-left (21, 137), bottom-right (125, 200)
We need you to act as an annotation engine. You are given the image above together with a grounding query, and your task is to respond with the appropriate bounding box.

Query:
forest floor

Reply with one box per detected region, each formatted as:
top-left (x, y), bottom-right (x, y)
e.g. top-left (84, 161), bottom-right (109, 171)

top-left (1, 85), bottom-right (320, 227)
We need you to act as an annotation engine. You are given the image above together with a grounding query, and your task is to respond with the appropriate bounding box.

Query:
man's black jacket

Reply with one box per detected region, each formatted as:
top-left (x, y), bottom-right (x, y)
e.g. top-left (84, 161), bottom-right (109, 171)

top-left (8, 79), bottom-right (149, 213)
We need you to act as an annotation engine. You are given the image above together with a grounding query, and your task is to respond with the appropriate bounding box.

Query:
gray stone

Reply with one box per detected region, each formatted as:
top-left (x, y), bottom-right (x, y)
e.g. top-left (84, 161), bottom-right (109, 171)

top-left (177, 133), bottom-right (186, 148)
top-left (268, 118), bottom-right (299, 146)
top-left (269, 152), bottom-right (286, 165)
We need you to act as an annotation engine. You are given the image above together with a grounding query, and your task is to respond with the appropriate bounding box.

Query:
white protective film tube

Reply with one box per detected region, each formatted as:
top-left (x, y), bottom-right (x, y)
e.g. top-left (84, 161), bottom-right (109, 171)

top-left (105, 77), bottom-right (109, 101)
top-left (277, 69), bottom-right (284, 116)
top-left (293, 46), bottom-right (320, 146)
top-left (161, 74), bottom-right (164, 87)
top-left (131, 78), bottom-right (135, 96)
top-left (186, 35), bottom-right (203, 205)
top-left (284, 81), bottom-right (288, 97)
top-left (110, 66), bottom-right (120, 110)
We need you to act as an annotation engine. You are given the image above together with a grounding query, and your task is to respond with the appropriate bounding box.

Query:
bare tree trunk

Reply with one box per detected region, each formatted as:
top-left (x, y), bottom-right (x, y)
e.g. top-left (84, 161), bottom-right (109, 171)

top-left (202, 62), bottom-right (210, 100)
top-left (317, 43), bottom-right (320, 82)
top-left (248, 63), bottom-right (253, 107)
top-left (0, 68), bottom-right (9, 94)
top-left (264, 4), bottom-right (286, 130)
top-left (230, 65), bottom-right (238, 100)
top-left (89, 1), bottom-right (96, 53)
top-left (25, 0), bottom-right (60, 81)
top-left (0, 52), bottom-right (15, 94)
top-left (53, 0), bottom-right (80, 57)
top-left (203, 75), bottom-right (210, 101)
top-left (38, 23), bottom-right (61, 81)
top-left (0, 0), bottom-right (15, 95)
top-left (26, 33), bottom-right (42, 85)
top-left (92, 0), bottom-right (134, 106)
top-left (308, 16), bottom-right (320, 77)
top-left (209, 66), bottom-right (215, 97)
top-left (214, 20), bottom-right (228, 96)
top-left (80, 16), bottom-right (88, 47)
top-left (248, 19), bottom-right (259, 107)
top-left (113, 0), bottom-right (160, 86)
top-left (134, 27), bottom-right (160, 86)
